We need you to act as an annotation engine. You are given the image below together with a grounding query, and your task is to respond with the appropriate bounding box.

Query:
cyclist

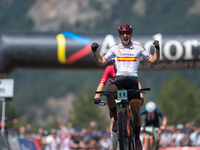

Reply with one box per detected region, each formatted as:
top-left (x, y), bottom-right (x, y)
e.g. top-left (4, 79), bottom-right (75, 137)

top-left (91, 23), bottom-right (160, 150)
top-left (140, 101), bottom-right (167, 148)
top-left (94, 57), bottom-right (144, 147)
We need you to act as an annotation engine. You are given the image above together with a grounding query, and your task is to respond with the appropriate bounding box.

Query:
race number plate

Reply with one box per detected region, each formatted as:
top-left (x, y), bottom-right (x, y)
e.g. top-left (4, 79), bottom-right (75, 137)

top-left (145, 126), bottom-right (154, 133)
top-left (117, 90), bottom-right (127, 101)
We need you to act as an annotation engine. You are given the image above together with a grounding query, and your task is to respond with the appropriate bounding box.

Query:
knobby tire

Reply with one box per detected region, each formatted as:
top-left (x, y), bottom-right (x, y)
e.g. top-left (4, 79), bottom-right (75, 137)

top-left (112, 132), bottom-right (117, 150)
top-left (128, 112), bottom-right (134, 150)
top-left (146, 137), bottom-right (150, 150)
top-left (118, 108), bottom-right (127, 150)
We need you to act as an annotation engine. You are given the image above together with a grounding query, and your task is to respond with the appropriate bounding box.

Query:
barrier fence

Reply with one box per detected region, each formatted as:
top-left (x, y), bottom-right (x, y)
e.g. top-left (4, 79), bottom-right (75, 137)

top-left (1, 134), bottom-right (200, 150)
top-left (0, 134), bottom-right (41, 150)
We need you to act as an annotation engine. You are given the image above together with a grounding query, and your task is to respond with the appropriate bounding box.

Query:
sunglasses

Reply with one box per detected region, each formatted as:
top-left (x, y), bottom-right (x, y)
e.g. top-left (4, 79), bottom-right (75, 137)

top-left (119, 32), bottom-right (132, 36)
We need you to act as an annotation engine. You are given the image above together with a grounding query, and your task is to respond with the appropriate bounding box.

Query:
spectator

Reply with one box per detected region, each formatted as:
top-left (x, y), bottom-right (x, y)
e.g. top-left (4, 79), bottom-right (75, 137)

top-left (190, 127), bottom-right (200, 146)
top-left (41, 130), bottom-right (49, 150)
top-left (180, 129), bottom-right (191, 147)
top-left (26, 123), bottom-right (32, 133)
top-left (0, 116), bottom-right (8, 135)
top-left (172, 124), bottom-right (184, 147)
top-left (88, 128), bottom-right (101, 149)
top-left (33, 128), bottom-right (44, 149)
top-left (70, 126), bottom-right (84, 149)
top-left (36, 128), bottom-right (43, 139)
top-left (159, 128), bottom-right (173, 148)
top-left (189, 121), bottom-right (196, 133)
top-left (59, 122), bottom-right (68, 138)
top-left (67, 122), bottom-right (74, 135)
top-left (18, 126), bottom-right (27, 139)
top-left (60, 130), bottom-right (71, 150)
top-left (44, 128), bottom-right (61, 150)
top-left (13, 118), bottom-right (19, 133)
top-left (99, 134), bottom-right (112, 150)
top-left (195, 131), bottom-right (200, 146)
top-left (81, 128), bottom-right (90, 148)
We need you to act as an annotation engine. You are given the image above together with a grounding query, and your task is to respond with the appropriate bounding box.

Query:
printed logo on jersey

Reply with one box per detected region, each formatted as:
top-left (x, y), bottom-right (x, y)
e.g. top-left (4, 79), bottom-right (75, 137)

top-left (116, 50), bottom-right (135, 58)
top-left (56, 32), bottom-right (91, 64)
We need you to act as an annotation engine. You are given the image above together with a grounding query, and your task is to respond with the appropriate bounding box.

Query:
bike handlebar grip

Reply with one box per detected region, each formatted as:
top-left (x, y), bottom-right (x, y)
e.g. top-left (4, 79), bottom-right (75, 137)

top-left (141, 88), bottom-right (150, 91)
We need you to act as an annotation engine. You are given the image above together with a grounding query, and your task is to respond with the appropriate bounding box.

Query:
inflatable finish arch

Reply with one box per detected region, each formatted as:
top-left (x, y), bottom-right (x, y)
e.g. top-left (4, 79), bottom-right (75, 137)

top-left (0, 31), bottom-right (102, 77)
top-left (0, 31), bottom-right (200, 78)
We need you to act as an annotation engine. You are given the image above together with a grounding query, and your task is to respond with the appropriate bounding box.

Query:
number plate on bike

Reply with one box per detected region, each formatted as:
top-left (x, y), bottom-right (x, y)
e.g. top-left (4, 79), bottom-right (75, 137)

top-left (116, 90), bottom-right (128, 103)
top-left (145, 126), bottom-right (154, 133)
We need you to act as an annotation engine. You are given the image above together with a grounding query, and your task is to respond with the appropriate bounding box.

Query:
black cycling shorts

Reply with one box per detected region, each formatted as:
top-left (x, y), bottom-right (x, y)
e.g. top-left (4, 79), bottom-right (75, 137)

top-left (111, 75), bottom-right (141, 104)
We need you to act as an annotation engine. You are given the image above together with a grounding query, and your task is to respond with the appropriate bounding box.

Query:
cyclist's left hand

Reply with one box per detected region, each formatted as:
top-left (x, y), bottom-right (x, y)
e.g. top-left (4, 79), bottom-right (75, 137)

top-left (94, 98), bottom-right (101, 104)
top-left (153, 40), bottom-right (160, 50)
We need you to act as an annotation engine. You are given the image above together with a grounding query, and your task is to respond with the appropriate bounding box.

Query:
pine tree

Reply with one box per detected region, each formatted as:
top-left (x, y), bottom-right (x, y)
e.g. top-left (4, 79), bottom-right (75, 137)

top-left (158, 73), bottom-right (200, 126)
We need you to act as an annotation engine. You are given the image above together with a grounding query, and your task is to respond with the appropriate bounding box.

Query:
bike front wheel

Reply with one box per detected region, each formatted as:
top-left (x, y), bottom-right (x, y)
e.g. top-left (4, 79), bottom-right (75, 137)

top-left (118, 108), bottom-right (128, 150)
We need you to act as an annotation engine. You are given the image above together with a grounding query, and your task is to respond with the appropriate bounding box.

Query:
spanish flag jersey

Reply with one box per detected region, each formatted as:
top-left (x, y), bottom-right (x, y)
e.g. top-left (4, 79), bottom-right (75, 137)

top-left (103, 42), bottom-right (152, 77)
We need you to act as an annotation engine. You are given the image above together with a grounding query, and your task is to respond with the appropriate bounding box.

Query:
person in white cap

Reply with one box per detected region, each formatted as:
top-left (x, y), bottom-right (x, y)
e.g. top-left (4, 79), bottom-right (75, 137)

top-left (172, 124), bottom-right (184, 146)
top-left (140, 101), bottom-right (167, 147)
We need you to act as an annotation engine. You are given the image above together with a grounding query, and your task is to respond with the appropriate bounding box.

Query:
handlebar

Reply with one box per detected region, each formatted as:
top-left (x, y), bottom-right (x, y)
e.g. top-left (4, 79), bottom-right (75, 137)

top-left (95, 88), bottom-right (150, 97)
top-left (141, 126), bottom-right (159, 135)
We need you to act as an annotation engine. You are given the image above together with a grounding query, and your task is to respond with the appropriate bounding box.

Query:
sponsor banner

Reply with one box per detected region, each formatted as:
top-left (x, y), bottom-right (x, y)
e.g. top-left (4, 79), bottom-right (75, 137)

top-left (18, 138), bottom-right (37, 150)
top-left (7, 134), bottom-right (21, 150)
top-left (0, 31), bottom-right (200, 77)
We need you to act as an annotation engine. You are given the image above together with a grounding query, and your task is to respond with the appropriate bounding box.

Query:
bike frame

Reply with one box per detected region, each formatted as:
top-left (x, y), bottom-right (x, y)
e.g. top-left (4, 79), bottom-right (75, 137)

top-left (116, 90), bottom-right (134, 150)
top-left (96, 88), bottom-right (150, 150)
top-left (143, 126), bottom-right (159, 150)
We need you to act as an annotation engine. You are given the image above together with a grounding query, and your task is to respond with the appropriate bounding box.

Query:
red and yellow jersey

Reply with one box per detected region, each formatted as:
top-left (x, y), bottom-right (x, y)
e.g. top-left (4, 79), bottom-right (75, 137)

top-left (100, 65), bottom-right (116, 85)
top-left (103, 42), bottom-right (152, 77)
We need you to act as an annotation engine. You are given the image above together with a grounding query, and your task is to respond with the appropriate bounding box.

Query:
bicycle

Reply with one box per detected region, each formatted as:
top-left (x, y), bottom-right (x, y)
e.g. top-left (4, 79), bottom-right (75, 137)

top-left (96, 88), bottom-right (150, 150)
top-left (142, 126), bottom-right (159, 150)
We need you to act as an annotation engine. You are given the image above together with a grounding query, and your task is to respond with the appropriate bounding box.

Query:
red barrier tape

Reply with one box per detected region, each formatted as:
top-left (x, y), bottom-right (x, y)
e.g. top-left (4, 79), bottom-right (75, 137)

top-left (159, 147), bottom-right (200, 150)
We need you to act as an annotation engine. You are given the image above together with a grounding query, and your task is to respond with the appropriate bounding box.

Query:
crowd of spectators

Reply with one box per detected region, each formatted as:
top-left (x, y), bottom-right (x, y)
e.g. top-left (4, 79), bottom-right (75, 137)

top-left (146, 121), bottom-right (200, 148)
top-left (1, 117), bottom-right (200, 150)
top-left (8, 119), bottom-right (112, 150)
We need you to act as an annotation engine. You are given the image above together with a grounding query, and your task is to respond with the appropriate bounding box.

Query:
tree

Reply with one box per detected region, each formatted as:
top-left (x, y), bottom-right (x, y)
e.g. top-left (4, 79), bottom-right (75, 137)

top-left (68, 84), bottom-right (109, 129)
top-left (157, 74), bottom-right (200, 126)
top-left (0, 102), bottom-right (26, 130)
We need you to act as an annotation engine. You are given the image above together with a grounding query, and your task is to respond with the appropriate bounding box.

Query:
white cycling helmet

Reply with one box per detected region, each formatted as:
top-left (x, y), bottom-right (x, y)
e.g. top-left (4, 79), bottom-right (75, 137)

top-left (146, 101), bottom-right (156, 113)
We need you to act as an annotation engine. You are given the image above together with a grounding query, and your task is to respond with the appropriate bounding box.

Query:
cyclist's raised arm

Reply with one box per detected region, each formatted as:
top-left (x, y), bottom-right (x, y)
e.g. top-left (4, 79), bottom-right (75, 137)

top-left (91, 42), bottom-right (107, 67)
top-left (149, 40), bottom-right (160, 65)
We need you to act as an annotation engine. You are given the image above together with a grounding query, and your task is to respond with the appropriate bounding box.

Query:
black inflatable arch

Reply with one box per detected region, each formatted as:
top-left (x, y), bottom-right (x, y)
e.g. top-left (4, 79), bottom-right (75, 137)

top-left (0, 31), bottom-right (200, 78)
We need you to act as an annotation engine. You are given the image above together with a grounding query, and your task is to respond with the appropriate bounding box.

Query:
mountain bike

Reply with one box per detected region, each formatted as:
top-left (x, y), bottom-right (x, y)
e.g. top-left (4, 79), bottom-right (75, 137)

top-left (96, 88), bottom-right (150, 150)
top-left (142, 126), bottom-right (159, 150)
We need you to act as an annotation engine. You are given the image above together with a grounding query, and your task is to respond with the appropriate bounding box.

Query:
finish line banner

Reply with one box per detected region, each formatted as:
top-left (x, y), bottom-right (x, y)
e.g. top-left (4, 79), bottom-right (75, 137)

top-left (0, 31), bottom-right (200, 77)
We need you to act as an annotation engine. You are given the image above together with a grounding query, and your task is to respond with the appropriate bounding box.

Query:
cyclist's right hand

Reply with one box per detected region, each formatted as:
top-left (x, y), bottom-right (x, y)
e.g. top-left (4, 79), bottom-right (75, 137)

top-left (91, 42), bottom-right (99, 52)
top-left (94, 98), bottom-right (101, 104)
top-left (141, 97), bottom-right (144, 106)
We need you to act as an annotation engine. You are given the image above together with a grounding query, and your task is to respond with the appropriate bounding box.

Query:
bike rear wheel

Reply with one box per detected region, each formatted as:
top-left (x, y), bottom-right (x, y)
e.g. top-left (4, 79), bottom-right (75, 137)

top-left (118, 108), bottom-right (127, 150)
top-left (146, 137), bottom-right (150, 150)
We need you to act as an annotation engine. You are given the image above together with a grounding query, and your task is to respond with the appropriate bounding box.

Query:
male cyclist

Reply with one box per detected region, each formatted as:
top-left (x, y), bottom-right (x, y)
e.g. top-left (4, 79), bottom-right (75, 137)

top-left (94, 57), bottom-right (144, 148)
top-left (140, 101), bottom-right (167, 148)
top-left (91, 23), bottom-right (160, 150)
